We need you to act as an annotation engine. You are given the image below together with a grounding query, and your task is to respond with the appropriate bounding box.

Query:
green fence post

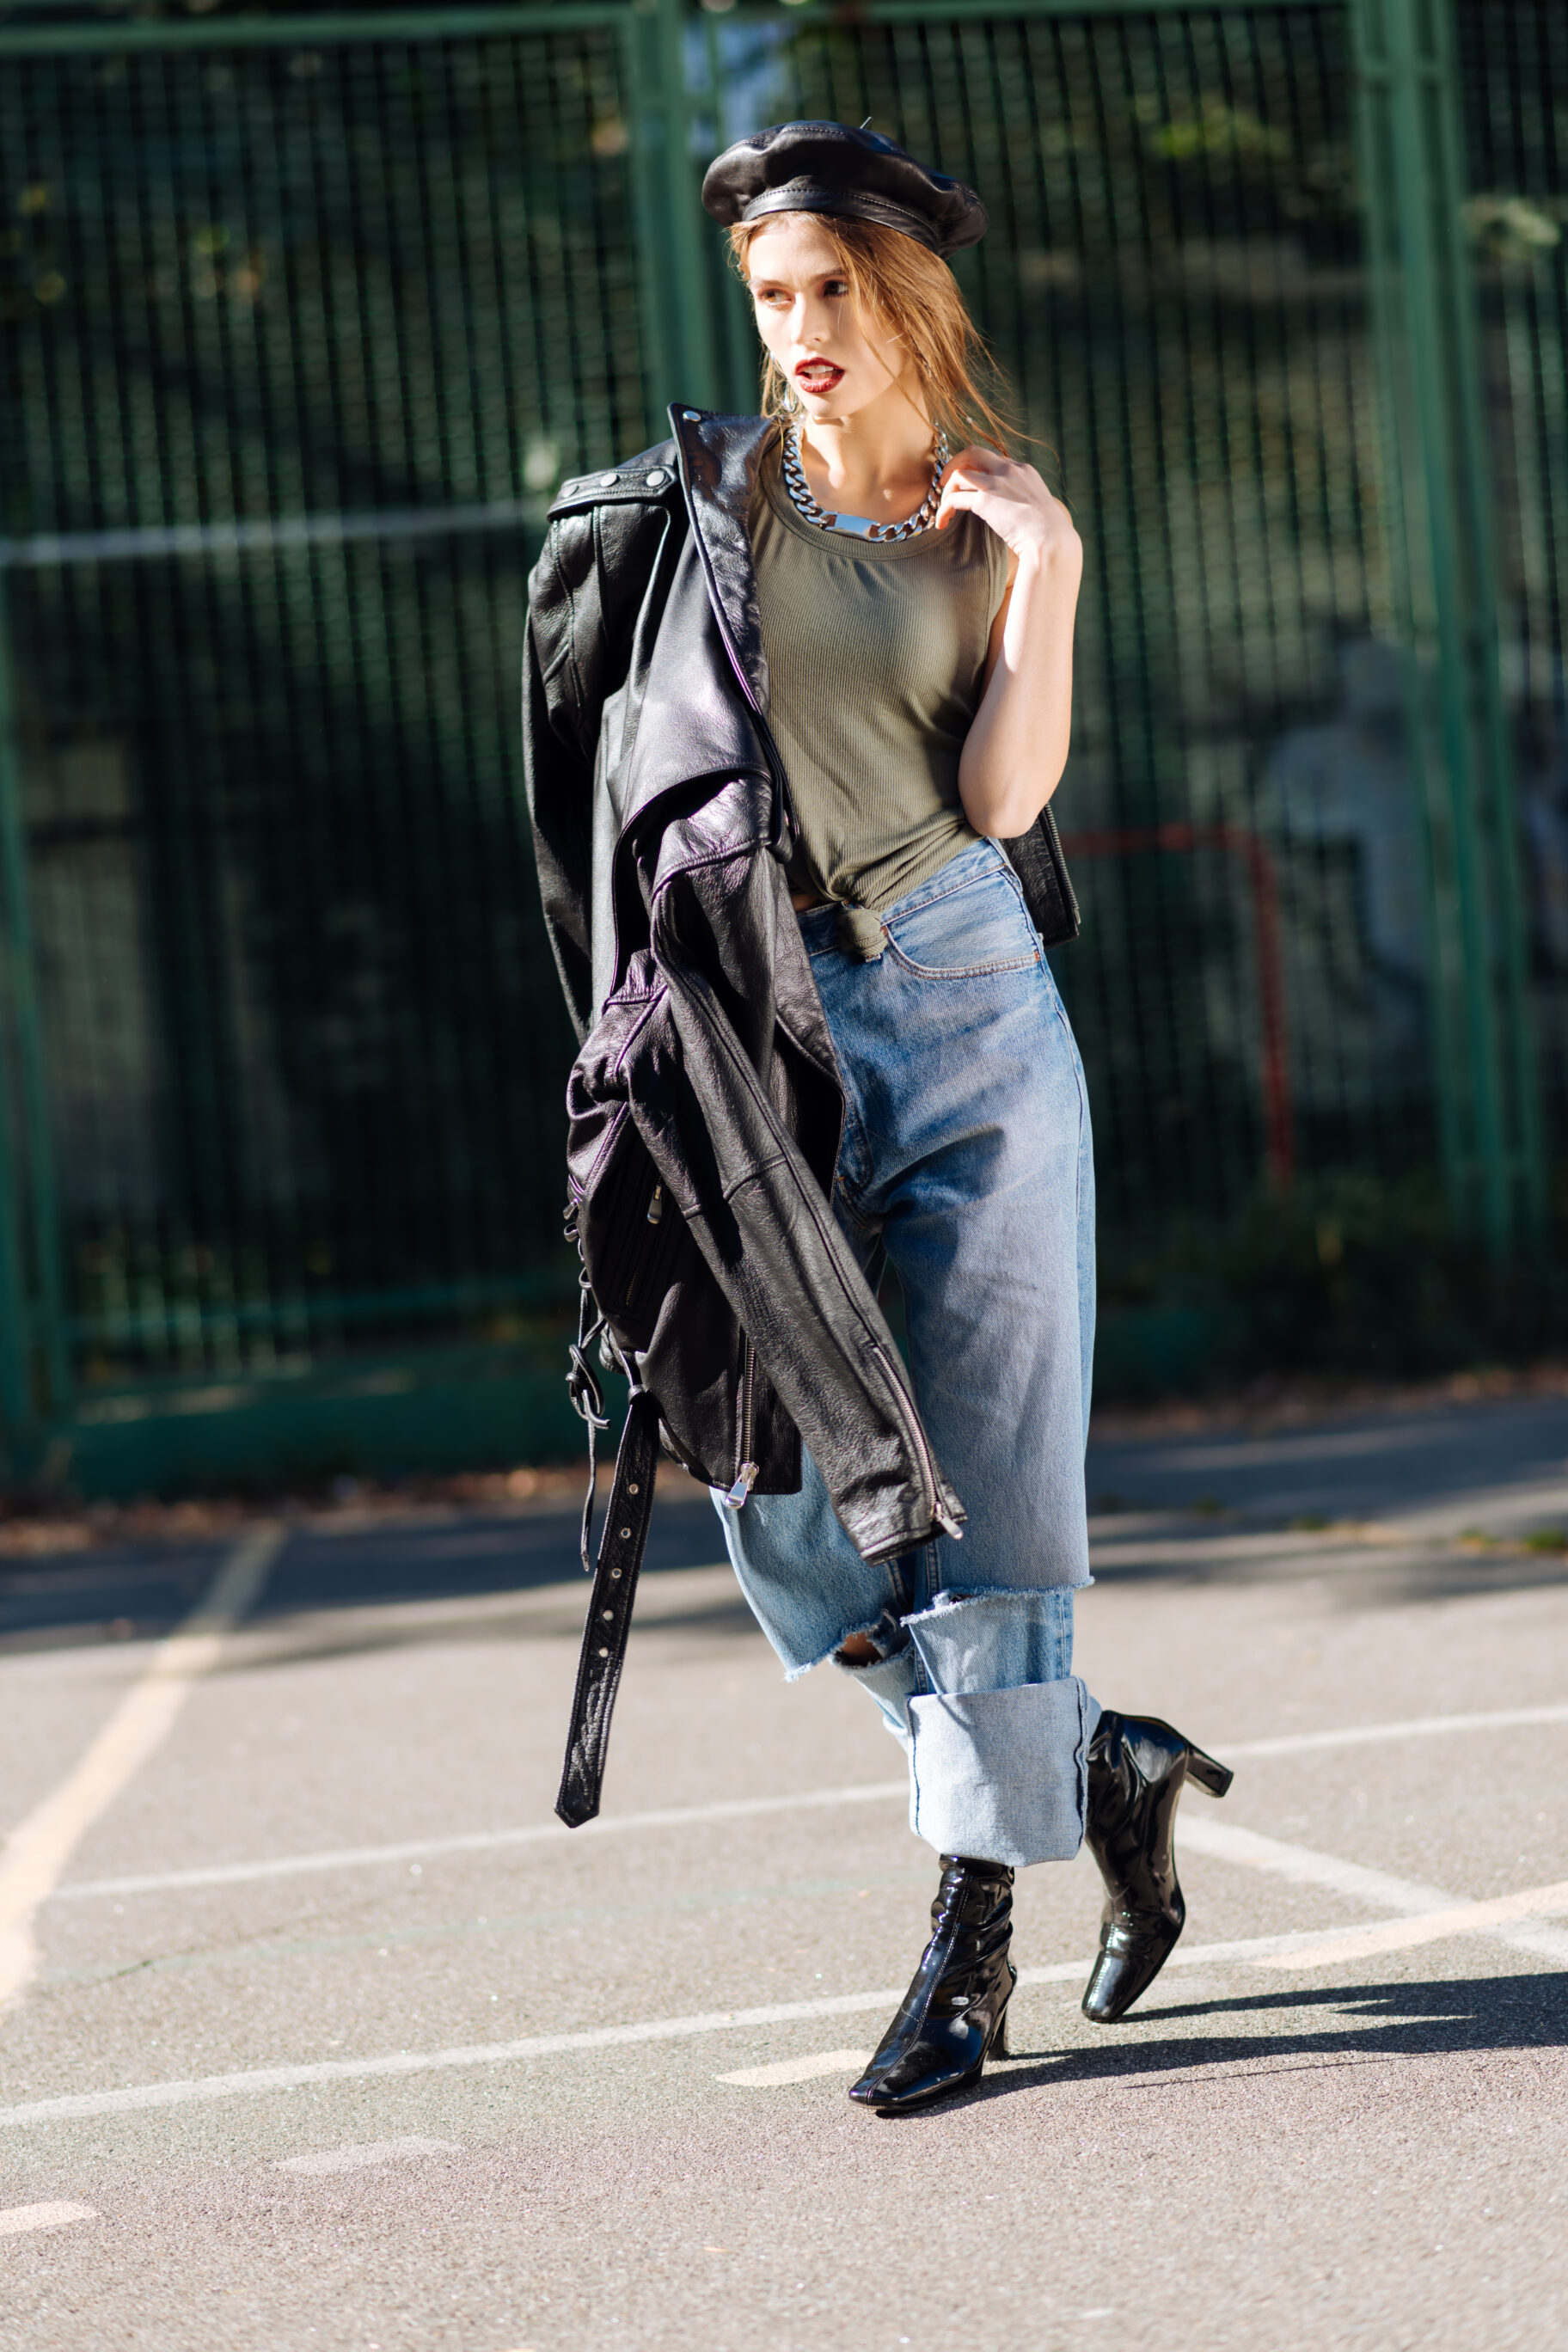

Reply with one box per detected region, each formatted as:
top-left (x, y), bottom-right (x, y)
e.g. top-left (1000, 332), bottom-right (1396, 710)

top-left (695, 9), bottom-right (768, 415)
top-left (0, 589), bottom-right (71, 1452)
top-left (1351, 0), bottom-right (1545, 1259)
top-left (626, 0), bottom-right (722, 437)
top-left (0, 991), bottom-right (31, 1464)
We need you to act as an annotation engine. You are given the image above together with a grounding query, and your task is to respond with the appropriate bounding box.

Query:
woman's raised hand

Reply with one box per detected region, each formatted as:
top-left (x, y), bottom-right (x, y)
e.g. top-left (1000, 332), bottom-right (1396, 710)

top-left (934, 447), bottom-right (1081, 574)
top-left (949, 445), bottom-right (1084, 832)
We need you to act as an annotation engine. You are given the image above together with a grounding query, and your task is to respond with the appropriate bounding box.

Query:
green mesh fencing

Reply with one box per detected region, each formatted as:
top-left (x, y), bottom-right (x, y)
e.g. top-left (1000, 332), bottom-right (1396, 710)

top-left (1, 23), bottom-right (640, 1388)
top-left (701, 5), bottom-right (1424, 1283)
top-left (0, 1), bottom-right (1553, 1471)
top-left (1458, 0), bottom-right (1568, 1152)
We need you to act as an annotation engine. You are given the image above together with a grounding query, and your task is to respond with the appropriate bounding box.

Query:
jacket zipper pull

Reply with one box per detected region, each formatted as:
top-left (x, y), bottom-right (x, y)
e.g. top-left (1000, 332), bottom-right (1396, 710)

top-left (646, 1183), bottom-right (665, 1226)
top-left (723, 1461), bottom-right (759, 1510)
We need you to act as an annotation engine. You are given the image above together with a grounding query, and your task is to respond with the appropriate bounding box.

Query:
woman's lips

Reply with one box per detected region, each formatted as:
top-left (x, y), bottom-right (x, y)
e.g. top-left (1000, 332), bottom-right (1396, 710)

top-left (793, 360), bottom-right (843, 393)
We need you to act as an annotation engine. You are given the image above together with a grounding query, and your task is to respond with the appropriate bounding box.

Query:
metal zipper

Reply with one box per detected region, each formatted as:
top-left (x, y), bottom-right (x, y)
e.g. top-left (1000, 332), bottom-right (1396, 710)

top-left (721, 1341), bottom-right (760, 1510)
top-left (735, 1338), bottom-right (759, 1505)
top-left (723, 1460), bottom-right (759, 1510)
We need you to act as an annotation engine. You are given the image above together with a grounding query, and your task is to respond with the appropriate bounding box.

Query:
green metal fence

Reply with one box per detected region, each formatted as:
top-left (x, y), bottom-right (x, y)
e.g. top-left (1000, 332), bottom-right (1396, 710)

top-left (1459, 1), bottom-right (1568, 1162)
top-left (0, 0), bottom-right (1551, 1491)
top-left (727, 4), bottom-right (1396, 1235)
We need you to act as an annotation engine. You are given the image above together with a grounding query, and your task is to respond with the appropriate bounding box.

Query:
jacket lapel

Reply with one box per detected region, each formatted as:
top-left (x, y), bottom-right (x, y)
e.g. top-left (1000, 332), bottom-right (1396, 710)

top-left (669, 407), bottom-right (779, 720)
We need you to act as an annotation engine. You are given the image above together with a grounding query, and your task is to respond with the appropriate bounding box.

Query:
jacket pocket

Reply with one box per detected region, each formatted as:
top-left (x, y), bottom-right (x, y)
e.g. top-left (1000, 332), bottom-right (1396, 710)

top-left (567, 968), bottom-right (688, 1336)
top-left (586, 1120), bottom-right (685, 1322)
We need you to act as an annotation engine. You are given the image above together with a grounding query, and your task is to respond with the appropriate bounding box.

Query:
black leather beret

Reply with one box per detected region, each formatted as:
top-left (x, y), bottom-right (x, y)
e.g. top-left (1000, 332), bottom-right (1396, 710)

top-left (701, 121), bottom-right (987, 259)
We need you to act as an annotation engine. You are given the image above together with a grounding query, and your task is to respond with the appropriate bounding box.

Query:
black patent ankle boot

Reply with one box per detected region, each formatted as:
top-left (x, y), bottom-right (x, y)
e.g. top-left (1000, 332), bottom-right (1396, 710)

top-left (848, 1855), bottom-right (1016, 2113)
top-left (1081, 1711), bottom-right (1234, 2025)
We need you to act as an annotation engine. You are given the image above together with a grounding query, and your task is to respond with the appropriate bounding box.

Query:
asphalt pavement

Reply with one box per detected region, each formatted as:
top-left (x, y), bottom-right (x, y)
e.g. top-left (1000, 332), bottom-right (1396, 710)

top-left (2, 1392), bottom-right (1566, 2351)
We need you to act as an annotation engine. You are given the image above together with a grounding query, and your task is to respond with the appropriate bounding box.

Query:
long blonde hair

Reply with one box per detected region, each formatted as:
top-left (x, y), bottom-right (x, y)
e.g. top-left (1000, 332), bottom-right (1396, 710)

top-left (727, 213), bottom-right (1013, 454)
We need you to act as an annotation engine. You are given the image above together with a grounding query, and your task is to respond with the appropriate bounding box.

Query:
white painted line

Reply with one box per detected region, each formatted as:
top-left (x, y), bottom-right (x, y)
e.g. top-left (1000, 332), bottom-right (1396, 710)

top-left (52, 1702), bottom-right (1568, 1908)
top-left (0, 1988), bottom-right (910, 2128)
top-left (0, 1525), bottom-right (284, 2009)
top-left (1251, 1879), bottom-right (1568, 1970)
top-left (3, 1883), bottom-right (1561, 2134)
top-left (1009, 1926), bottom-right (1375, 1986)
top-left (1226, 1703), bottom-right (1568, 1760)
top-left (1181, 1816), bottom-right (1568, 1969)
top-left (1179, 1815), bottom-right (1457, 1915)
top-left (1485, 1918), bottom-right (1568, 1965)
top-left (53, 1781), bottom-right (910, 1903)
top-left (277, 2136), bottom-right (460, 2176)
top-left (0, 2202), bottom-right (95, 2237)
top-left (717, 2049), bottom-right (872, 2087)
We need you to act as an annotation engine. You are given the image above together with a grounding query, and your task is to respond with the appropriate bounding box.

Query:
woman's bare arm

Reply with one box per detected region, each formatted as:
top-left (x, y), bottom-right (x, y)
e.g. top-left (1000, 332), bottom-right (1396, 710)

top-left (938, 449), bottom-right (1082, 839)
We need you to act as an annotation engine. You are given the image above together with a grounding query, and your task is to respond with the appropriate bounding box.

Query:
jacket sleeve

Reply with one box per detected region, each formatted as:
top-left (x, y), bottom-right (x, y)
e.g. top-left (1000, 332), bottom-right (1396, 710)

top-left (524, 493), bottom-right (687, 1039)
top-left (616, 950), bottom-right (965, 1565)
top-left (522, 517), bottom-right (600, 1042)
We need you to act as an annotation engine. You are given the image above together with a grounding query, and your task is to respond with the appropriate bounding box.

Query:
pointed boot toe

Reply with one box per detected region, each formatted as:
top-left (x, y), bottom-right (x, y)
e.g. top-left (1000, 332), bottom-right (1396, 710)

top-left (1081, 1912), bottom-right (1183, 2024)
top-left (850, 1855), bottom-right (1015, 2113)
top-left (1081, 1710), bottom-right (1231, 2026)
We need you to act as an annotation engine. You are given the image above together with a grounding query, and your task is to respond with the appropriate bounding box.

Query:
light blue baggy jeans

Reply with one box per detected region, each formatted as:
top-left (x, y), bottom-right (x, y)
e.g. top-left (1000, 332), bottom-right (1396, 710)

top-left (712, 836), bottom-right (1101, 1870)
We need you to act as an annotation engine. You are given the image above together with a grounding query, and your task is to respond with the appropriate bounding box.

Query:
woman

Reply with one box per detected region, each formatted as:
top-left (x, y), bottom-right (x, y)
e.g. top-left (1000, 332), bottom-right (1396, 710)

top-left (524, 121), bottom-right (1229, 2116)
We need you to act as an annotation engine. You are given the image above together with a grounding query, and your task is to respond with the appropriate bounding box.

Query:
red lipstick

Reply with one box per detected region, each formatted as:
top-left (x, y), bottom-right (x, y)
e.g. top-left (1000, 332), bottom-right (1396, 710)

top-left (793, 357), bottom-right (844, 393)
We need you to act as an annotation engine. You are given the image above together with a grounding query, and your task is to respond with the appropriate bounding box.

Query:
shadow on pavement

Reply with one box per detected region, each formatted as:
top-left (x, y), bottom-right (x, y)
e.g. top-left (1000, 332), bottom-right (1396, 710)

top-left (13, 1391), bottom-right (1568, 1650)
top-left (230, 1581), bottom-right (761, 1675)
top-left (883, 1972), bottom-right (1568, 2117)
top-left (0, 1480), bottom-right (727, 1655)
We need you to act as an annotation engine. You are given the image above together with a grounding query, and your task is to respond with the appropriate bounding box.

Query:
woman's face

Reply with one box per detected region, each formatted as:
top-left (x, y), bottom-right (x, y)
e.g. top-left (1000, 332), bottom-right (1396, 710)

top-left (744, 213), bottom-right (910, 425)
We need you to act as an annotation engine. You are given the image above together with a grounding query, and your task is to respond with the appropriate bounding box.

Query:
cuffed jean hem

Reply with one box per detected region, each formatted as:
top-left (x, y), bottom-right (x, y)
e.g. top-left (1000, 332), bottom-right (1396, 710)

top-left (907, 1675), bottom-right (1096, 1867)
top-left (906, 1586), bottom-right (1080, 1693)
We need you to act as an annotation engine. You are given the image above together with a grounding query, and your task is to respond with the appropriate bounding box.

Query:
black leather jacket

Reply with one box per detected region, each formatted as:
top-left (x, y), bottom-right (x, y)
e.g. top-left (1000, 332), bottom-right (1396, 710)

top-left (523, 407), bottom-right (1078, 1565)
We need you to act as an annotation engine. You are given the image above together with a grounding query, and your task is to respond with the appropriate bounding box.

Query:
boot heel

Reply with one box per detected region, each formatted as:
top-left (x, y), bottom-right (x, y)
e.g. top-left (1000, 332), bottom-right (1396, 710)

top-left (991, 1972), bottom-right (1016, 2061)
top-left (1185, 1743), bottom-right (1233, 1799)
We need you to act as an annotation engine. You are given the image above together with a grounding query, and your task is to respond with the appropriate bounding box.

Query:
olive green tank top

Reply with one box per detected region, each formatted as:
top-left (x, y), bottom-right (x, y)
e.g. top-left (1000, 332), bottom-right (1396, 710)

top-left (750, 442), bottom-right (1009, 918)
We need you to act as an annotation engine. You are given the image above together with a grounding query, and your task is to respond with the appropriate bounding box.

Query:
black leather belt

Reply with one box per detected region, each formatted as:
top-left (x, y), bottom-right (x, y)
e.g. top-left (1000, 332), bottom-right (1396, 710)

top-left (554, 1387), bottom-right (661, 1828)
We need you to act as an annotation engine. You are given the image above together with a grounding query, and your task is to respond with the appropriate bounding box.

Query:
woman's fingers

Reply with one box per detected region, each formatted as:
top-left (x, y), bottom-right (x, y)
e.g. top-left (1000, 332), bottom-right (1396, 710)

top-left (938, 468), bottom-right (1006, 508)
top-left (934, 462), bottom-right (1024, 527)
top-left (944, 442), bottom-right (1005, 471)
top-left (935, 454), bottom-right (1081, 556)
top-left (933, 451), bottom-right (1080, 554)
top-left (942, 455), bottom-right (1056, 511)
top-left (940, 452), bottom-right (1004, 493)
top-left (934, 480), bottom-right (986, 528)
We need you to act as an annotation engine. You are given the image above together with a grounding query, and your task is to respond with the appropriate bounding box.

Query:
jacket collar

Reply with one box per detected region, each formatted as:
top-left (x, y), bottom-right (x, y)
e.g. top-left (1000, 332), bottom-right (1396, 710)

top-left (669, 407), bottom-right (780, 720)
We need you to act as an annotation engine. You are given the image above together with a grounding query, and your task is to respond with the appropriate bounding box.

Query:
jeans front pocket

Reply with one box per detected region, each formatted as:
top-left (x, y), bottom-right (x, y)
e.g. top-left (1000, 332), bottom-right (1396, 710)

top-left (882, 856), bottom-right (1041, 979)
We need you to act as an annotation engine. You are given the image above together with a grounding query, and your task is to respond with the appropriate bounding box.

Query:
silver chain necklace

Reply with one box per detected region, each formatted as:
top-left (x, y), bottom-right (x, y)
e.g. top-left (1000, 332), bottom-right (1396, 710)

top-left (781, 424), bottom-right (951, 542)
